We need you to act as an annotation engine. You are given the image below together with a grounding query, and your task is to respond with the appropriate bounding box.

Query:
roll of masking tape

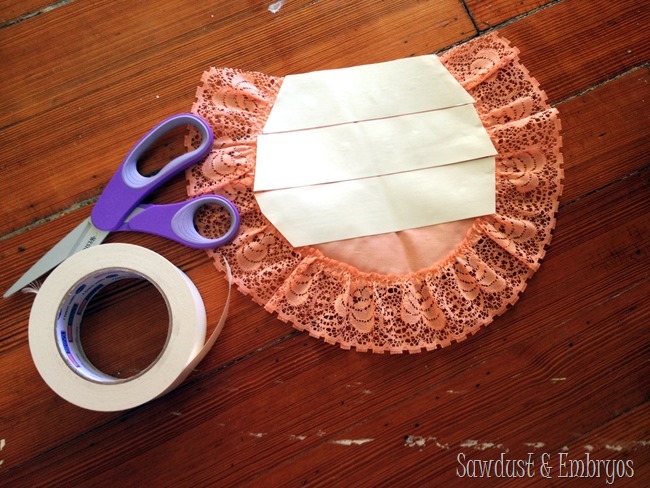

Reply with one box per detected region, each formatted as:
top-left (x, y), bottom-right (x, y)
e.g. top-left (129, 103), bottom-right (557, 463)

top-left (28, 243), bottom-right (230, 412)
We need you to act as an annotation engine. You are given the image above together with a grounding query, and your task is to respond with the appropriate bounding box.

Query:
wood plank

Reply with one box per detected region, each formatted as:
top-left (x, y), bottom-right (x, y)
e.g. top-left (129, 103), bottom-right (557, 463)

top-left (0, 0), bottom-right (473, 128)
top-left (0, 0), bottom-right (59, 25)
top-left (498, 0), bottom-right (649, 103)
top-left (3, 65), bottom-right (646, 318)
top-left (1, 1), bottom-right (648, 485)
top-left (465, 0), bottom-right (555, 29)
top-left (535, 404), bottom-right (650, 486)
top-left (1, 63), bottom-right (647, 476)
top-left (0, 0), bottom-right (473, 236)
top-left (2, 0), bottom-right (646, 239)
top-left (89, 167), bottom-right (650, 485)
top-left (559, 67), bottom-right (650, 203)
top-left (2, 157), bottom-right (646, 485)
top-left (3, 0), bottom-right (646, 237)
top-left (247, 288), bottom-right (648, 487)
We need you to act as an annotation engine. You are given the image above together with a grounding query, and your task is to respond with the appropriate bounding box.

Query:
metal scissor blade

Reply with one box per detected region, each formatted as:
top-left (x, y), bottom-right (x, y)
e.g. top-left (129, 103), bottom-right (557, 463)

top-left (3, 218), bottom-right (109, 298)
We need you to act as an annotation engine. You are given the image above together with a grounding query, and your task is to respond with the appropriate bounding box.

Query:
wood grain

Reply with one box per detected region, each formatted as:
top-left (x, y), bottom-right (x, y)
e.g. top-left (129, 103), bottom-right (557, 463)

top-left (497, 0), bottom-right (648, 103)
top-left (465, 0), bottom-right (556, 29)
top-left (558, 67), bottom-right (650, 202)
top-left (0, 0), bottom-right (474, 237)
top-left (0, 0), bottom-right (59, 25)
top-left (0, 0), bottom-right (648, 486)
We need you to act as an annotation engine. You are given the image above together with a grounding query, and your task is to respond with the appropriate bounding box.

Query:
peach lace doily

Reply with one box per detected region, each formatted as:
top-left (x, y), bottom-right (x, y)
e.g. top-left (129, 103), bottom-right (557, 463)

top-left (185, 32), bottom-right (564, 353)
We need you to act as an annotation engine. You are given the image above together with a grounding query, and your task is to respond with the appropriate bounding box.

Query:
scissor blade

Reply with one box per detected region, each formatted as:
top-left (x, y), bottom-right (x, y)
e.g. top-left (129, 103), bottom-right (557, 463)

top-left (3, 218), bottom-right (109, 298)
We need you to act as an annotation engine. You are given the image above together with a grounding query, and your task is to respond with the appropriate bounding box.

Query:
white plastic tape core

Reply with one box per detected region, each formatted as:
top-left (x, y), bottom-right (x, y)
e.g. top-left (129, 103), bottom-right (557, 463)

top-left (55, 269), bottom-right (171, 384)
top-left (29, 243), bottom-right (230, 412)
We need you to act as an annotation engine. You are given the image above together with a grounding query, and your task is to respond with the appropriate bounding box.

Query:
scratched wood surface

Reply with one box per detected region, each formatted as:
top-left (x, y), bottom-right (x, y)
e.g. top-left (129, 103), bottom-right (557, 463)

top-left (0, 0), bottom-right (648, 486)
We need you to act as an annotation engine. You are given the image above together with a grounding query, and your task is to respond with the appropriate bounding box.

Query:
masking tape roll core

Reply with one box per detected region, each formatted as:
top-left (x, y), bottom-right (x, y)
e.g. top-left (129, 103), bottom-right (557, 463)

top-left (28, 243), bottom-right (227, 412)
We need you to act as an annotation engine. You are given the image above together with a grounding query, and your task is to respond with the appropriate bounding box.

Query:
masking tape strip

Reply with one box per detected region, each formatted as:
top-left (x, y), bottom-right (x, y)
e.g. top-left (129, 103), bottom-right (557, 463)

top-left (262, 55), bottom-right (475, 133)
top-left (253, 55), bottom-right (497, 247)
top-left (255, 156), bottom-right (496, 247)
top-left (28, 243), bottom-right (231, 412)
top-left (255, 104), bottom-right (497, 191)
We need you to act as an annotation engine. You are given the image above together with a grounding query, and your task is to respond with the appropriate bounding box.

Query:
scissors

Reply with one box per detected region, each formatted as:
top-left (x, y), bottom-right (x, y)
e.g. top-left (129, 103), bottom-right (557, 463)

top-left (4, 113), bottom-right (240, 298)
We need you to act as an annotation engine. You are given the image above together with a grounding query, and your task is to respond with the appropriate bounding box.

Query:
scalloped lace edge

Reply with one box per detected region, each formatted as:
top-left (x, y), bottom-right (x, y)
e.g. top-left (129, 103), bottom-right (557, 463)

top-left (186, 31), bottom-right (564, 353)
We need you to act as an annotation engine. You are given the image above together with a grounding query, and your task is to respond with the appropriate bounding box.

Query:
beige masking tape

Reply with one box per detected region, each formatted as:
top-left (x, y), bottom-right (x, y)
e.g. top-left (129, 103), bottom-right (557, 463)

top-left (28, 243), bottom-right (230, 412)
top-left (263, 55), bottom-right (475, 133)
top-left (254, 55), bottom-right (497, 247)
top-left (255, 105), bottom-right (496, 191)
top-left (256, 156), bottom-right (496, 247)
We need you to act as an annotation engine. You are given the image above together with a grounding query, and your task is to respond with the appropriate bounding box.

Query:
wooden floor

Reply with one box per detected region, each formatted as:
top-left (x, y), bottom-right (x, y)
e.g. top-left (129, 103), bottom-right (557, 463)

top-left (1, 1), bottom-right (648, 486)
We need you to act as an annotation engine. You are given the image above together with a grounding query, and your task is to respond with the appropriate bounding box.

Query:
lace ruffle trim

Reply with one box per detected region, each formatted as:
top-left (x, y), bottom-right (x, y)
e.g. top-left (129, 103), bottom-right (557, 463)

top-left (186, 32), bottom-right (564, 353)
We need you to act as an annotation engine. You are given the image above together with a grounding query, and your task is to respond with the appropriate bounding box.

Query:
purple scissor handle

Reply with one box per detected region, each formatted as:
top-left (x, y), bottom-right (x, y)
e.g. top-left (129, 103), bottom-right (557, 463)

top-left (91, 113), bottom-right (240, 248)
top-left (4, 113), bottom-right (240, 298)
